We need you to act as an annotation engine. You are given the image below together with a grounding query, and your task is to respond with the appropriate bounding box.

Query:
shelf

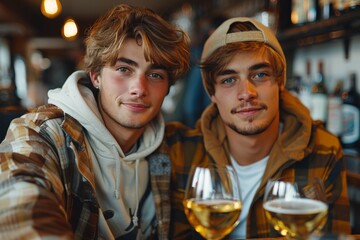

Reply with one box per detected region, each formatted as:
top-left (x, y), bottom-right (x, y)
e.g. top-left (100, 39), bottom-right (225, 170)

top-left (277, 9), bottom-right (360, 52)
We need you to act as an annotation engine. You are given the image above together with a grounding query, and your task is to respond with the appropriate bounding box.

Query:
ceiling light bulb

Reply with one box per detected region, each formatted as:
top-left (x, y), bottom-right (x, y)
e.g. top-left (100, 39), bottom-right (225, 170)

top-left (62, 18), bottom-right (78, 40)
top-left (41, 0), bottom-right (62, 18)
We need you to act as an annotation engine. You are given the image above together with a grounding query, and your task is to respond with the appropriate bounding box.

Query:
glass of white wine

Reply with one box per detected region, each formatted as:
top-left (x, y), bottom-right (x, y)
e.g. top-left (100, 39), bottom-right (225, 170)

top-left (183, 163), bottom-right (242, 240)
top-left (263, 177), bottom-right (328, 240)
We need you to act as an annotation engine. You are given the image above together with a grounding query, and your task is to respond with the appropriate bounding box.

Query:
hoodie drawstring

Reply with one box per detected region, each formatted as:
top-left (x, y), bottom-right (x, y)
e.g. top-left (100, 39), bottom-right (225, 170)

top-left (132, 159), bottom-right (140, 227)
top-left (114, 158), bottom-right (121, 199)
top-left (113, 144), bottom-right (140, 228)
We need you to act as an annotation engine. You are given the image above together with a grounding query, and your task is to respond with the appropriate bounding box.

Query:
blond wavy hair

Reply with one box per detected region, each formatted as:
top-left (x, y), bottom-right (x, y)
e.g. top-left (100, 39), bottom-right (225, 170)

top-left (84, 4), bottom-right (190, 85)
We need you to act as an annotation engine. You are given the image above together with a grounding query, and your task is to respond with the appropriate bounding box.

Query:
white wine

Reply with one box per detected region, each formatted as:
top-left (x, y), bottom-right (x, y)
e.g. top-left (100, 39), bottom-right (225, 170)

top-left (183, 198), bottom-right (242, 239)
top-left (263, 198), bottom-right (328, 239)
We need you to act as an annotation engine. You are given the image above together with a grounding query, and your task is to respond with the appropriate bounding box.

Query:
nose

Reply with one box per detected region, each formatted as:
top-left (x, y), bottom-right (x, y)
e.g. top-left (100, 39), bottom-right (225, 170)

top-left (237, 80), bottom-right (257, 101)
top-left (130, 75), bottom-right (148, 97)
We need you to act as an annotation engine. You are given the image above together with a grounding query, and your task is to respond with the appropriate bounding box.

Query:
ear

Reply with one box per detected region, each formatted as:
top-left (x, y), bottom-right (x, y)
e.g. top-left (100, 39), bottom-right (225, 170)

top-left (210, 95), bottom-right (217, 103)
top-left (89, 71), bottom-right (100, 89)
top-left (279, 83), bottom-right (285, 92)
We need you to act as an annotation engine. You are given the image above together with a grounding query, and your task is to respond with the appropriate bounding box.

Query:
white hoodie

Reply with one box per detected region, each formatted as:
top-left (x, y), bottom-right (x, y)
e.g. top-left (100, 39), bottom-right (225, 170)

top-left (48, 71), bottom-right (164, 239)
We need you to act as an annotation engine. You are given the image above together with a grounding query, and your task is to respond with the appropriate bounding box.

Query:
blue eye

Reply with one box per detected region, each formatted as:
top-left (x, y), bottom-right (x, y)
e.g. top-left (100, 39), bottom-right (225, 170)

top-left (252, 72), bottom-right (272, 83)
top-left (256, 72), bottom-right (267, 78)
top-left (222, 78), bottom-right (235, 84)
top-left (118, 67), bottom-right (129, 72)
top-left (148, 70), bottom-right (169, 82)
top-left (149, 73), bottom-right (162, 79)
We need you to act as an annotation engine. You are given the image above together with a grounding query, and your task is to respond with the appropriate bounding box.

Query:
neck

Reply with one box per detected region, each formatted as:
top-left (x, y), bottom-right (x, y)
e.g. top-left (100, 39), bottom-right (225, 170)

top-left (102, 114), bottom-right (145, 153)
top-left (111, 126), bottom-right (144, 153)
top-left (227, 115), bottom-right (280, 166)
top-left (97, 98), bottom-right (146, 153)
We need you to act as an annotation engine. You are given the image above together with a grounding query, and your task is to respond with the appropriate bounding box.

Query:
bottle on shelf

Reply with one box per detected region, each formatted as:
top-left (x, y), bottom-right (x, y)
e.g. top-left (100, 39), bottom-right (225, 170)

top-left (327, 80), bottom-right (343, 137)
top-left (311, 60), bottom-right (328, 125)
top-left (298, 60), bottom-right (313, 112)
top-left (291, 0), bottom-right (308, 24)
top-left (307, 0), bottom-right (317, 22)
top-left (341, 73), bottom-right (360, 150)
top-left (291, 0), bottom-right (317, 25)
top-left (254, 0), bottom-right (279, 32)
top-left (319, 0), bottom-right (334, 19)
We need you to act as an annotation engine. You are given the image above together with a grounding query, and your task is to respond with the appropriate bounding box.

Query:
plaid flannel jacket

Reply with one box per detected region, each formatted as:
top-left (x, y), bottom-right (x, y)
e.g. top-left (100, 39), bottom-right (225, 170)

top-left (0, 104), bottom-right (171, 239)
top-left (166, 90), bottom-right (351, 239)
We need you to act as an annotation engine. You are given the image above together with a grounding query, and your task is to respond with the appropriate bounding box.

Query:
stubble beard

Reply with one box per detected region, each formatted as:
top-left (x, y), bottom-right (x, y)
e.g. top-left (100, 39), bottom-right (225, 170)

top-left (118, 120), bottom-right (147, 129)
top-left (225, 115), bottom-right (277, 136)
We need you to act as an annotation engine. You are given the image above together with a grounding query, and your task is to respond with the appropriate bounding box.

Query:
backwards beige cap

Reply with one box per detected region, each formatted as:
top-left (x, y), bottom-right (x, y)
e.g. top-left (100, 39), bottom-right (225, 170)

top-left (201, 17), bottom-right (286, 89)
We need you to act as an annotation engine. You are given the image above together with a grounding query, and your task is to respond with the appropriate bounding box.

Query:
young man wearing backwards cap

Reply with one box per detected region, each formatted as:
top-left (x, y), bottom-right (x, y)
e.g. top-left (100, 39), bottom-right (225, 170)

top-left (166, 17), bottom-right (351, 239)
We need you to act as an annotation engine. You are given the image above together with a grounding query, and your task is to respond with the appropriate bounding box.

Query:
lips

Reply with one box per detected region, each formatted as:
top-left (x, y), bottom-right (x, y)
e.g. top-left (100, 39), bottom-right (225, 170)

top-left (231, 103), bottom-right (266, 117)
top-left (123, 102), bottom-right (150, 112)
top-left (237, 107), bottom-right (262, 116)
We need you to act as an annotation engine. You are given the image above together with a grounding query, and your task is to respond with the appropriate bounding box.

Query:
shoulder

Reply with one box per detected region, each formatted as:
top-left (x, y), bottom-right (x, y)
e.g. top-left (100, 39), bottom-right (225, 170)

top-left (312, 121), bottom-right (342, 149)
top-left (6, 104), bottom-right (84, 145)
top-left (309, 120), bottom-right (343, 159)
top-left (2, 104), bottom-right (65, 139)
top-left (165, 121), bottom-right (203, 144)
top-left (164, 121), bottom-right (208, 170)
top-left (24, 104), bottom-right (65, 126)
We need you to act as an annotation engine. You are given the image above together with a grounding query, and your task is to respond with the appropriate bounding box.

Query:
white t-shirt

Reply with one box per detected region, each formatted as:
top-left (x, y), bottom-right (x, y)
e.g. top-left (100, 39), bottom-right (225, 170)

top-left (228, 155), bottom-right (269, 239)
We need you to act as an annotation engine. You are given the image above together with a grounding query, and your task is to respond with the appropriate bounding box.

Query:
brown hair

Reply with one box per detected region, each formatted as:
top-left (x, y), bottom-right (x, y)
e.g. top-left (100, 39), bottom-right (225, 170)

top-left (201, 22), bottom-right (285, 96)
top-left (84, 4), bottom-right (190, 85)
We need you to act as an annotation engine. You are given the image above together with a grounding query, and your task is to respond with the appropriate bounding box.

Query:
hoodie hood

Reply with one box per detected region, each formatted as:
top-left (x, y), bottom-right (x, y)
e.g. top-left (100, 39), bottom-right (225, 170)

top-left (48, 70), bottom-right (164, 238)
top-left (48, 70), bottom-right (164, 160)
top-left (199, 102), bottom-right (230, 166)
top-left (48, 71), bottom-right (109, 144)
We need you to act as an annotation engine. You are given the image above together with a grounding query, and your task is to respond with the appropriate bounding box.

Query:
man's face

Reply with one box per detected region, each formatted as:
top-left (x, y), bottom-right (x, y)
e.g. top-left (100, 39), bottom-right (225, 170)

top-left (92, 38), bottom-right (169, 131)
top-left (211, 51), bottom-right (280, 136)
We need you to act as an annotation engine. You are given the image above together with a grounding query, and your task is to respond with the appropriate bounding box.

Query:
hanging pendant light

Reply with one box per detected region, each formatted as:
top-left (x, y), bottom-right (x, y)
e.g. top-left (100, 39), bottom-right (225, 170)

top-left (41, 0), bottom-right (62, 18)
top-left (62, 18), bottom-right (78, 40)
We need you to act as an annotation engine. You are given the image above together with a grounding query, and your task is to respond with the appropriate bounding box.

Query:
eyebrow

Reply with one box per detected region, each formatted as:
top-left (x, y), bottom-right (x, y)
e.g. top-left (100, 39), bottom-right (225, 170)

top-left (116, 57), bottom-right (167, 71)
top-left (217, 62), bottom-right (272, 76)
top-left (249, 63), bottom-right (272, 71)
top-left (117, 57), bottom-right (138, 67)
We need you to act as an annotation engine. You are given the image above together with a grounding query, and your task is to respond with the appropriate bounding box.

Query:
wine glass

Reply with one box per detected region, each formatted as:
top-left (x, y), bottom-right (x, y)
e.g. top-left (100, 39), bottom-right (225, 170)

top-left (263, 177), bottom-right (328, 240)
top-left (183, 163), bottom-right (242, 240)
